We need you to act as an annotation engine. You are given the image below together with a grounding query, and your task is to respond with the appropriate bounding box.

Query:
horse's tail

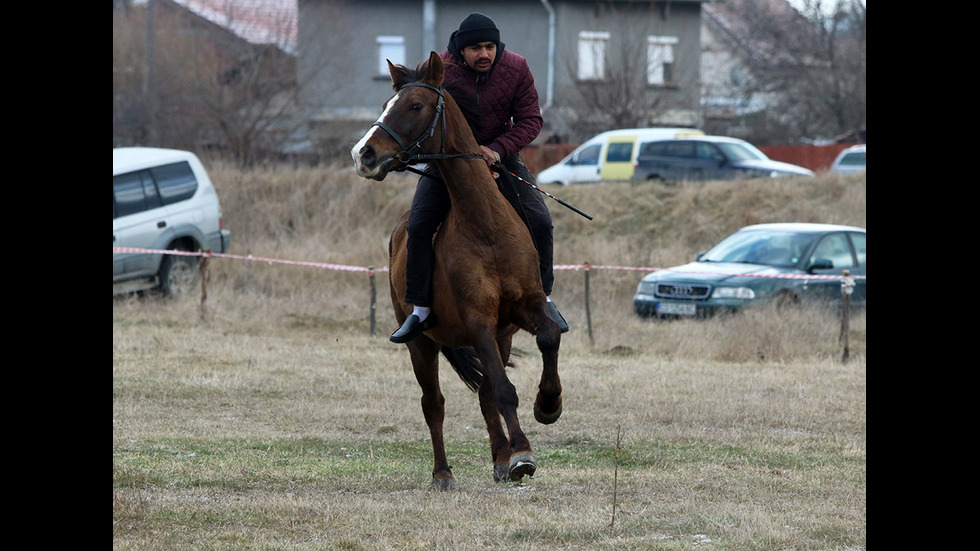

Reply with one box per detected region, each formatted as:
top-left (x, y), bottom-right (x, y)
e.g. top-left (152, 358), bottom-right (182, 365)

top-left (440, 346), bottom-right (484, 392)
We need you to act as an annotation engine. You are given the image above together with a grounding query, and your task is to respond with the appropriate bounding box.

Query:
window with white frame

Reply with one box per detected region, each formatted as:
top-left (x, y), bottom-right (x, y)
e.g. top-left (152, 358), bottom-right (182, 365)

top-left (647, 35), bottom-right (678, 86)
top-left (377, 36), bottom-right (405, 75)
top-left (577, 31), bottom-right (609, 81)
top-left (730, 66), bottom-right (747, 88)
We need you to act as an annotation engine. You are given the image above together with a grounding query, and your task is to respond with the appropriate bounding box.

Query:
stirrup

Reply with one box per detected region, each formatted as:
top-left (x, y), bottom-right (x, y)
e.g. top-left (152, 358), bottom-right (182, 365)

top-left (547, 302), bottom-right (569, 333)
top-left (389, 314), bottom-right (437, 343)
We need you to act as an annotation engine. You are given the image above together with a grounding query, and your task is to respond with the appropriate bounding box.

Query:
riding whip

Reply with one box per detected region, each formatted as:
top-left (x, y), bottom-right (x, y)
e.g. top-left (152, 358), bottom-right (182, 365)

top-left (398, 162), bottom-right (594, 221)
top-left (490, 163), bottom-right (594, 221)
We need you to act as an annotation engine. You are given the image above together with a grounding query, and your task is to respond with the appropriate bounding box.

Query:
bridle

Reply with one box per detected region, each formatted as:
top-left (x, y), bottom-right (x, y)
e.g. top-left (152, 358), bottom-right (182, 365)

top-left (370, 82), bottom-right (594, 220)
top-left (372, 82), bottom-right (483, 165)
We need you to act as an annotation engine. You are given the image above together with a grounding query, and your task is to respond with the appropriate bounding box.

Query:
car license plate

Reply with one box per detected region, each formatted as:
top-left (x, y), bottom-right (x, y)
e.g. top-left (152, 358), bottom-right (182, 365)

top-left (657, 302), bottom-right (696, 316)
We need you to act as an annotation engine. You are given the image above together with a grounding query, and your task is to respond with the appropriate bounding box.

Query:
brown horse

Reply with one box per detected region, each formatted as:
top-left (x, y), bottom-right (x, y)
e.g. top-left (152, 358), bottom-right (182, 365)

top-left (351, 52), bottom-right (563, 490)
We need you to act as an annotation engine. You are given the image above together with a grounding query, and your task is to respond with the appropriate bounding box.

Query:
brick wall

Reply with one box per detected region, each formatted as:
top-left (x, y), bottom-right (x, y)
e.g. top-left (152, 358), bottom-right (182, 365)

top-left (757, 144), bottom-right (856, 173)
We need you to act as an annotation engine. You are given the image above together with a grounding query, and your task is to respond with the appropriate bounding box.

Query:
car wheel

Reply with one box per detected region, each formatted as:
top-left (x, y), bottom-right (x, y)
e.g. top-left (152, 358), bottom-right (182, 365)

top-left (773, 290), bottom-right (801, 313)
top-left (645, 175), bottom-right (672, 185)
top-left (157, 250), bottom-right (200, 298)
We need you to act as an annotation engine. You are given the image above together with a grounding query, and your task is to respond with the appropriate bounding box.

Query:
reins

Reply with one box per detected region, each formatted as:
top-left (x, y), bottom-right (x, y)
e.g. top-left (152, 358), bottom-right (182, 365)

top-left (399, 163), bottom-right (594, 222)
top-left (375, 80), bottom-right (593, 221)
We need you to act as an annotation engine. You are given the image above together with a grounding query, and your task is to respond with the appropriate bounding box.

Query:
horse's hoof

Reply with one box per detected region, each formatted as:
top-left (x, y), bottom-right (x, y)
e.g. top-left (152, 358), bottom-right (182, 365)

top-left (508, 451), bottom-right (536, 481)
top-left (534, 398), bottom-right (563, 425)
top-left (493, 462), bottom-right (510, 483)
top-left (430, 475), bottom-right (457, 491)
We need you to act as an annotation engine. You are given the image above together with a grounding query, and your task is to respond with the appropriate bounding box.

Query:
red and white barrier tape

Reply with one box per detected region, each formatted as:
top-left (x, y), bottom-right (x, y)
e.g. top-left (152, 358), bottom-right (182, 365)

top-left (112, 247), bottom-right (384, 274)
top-left (556, 263), bottom-right (865, 280)
top-left (113, 247), bottom-right (865, 281)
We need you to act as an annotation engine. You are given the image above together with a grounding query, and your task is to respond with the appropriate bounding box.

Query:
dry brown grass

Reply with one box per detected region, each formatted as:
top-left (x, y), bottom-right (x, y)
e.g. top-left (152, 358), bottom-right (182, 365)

top-left (113, 164), bottom-right (865, 550)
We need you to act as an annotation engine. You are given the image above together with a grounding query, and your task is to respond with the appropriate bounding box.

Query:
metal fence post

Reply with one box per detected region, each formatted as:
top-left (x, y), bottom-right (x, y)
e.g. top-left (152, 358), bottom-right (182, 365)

top-left (839, 269), bottom-right (854, 363)
top-left (200, 250), bottom-right (211, 320)
top-left (368, 268), bottom-right (377, 336)
top-left (584, 262), bottom-right (594, 345)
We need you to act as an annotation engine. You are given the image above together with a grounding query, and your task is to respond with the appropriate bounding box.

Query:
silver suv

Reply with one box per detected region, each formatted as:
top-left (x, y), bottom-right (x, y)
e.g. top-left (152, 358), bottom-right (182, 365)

top-left (113, 148), bottom-right (231, 296)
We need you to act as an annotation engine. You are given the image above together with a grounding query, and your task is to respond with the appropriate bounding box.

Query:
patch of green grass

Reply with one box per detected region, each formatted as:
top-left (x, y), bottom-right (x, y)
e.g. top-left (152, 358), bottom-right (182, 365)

top-left (113, 169), bottom-right (865, 550)
top-left (113, 436), bottom-right (440, 491)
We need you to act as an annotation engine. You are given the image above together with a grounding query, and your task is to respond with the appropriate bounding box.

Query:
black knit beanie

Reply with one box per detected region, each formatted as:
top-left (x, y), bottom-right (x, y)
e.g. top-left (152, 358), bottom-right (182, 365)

top-left (452, 13), bottom-right (500, 49)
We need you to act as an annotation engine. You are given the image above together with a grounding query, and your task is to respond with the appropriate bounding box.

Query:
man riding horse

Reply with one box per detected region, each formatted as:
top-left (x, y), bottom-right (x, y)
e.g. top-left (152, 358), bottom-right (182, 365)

top-left (390, 12), bottom-right (569, 343)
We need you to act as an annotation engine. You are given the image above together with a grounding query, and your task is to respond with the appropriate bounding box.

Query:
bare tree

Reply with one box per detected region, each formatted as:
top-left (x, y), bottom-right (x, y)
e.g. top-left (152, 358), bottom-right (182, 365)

top-left (112, 0), bottom-right (351, 166)
top-left (562, 2), bottom-right (672, 139)
top-left (734, 0), bottom-right (866, 142)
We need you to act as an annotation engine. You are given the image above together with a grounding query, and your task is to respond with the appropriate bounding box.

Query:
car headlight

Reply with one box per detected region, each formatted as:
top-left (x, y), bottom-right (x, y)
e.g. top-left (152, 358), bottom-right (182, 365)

top-left (711, 286), bottom-right (755, 299)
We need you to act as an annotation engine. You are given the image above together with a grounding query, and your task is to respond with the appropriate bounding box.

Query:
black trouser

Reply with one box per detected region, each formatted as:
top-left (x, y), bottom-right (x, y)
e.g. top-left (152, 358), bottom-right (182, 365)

top-left (404, 155), bottom-right (555, 306)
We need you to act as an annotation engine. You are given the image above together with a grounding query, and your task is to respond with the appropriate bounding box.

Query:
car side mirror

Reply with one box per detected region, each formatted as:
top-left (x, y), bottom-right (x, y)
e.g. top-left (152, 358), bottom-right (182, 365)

top-left (806, 258), bottom-right (833, 273)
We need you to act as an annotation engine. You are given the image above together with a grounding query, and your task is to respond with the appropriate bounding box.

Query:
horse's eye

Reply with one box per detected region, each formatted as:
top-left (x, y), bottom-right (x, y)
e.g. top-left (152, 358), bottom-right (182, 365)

top-left (411, 103), bottom-right (424, 112)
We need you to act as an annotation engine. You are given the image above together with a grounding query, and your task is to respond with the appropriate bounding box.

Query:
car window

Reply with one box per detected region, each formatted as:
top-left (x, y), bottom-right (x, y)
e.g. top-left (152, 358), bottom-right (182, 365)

top-left (605, 142), bottom-right (633, 162)
top-left (640, 141), bottom-right (669, 156)
top-left (151, 161), bottom-right (199, 205)
top-left (570, 144), bottom-right (600, 165)
top-left (809, 233), bottom-right (855, 269)
top-left (695, 142), bottom-right (722, 161)
top-left (716, 142), bottom-right (766, 162)
top-left (113, 170), bottom-right (163, 219)
top-left (839, 151), bottom-right (866, 167)
top-left (850, 232), bottom-right (866, 267)
top-left (662, 141), bottom-right (695, 158)
top-left (700, 230), bottom-right (816, 266)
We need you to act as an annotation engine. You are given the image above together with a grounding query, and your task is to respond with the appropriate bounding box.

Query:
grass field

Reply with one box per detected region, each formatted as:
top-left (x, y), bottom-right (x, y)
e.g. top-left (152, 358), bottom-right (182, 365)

top-left (113, 165), bottom-right (866, 550)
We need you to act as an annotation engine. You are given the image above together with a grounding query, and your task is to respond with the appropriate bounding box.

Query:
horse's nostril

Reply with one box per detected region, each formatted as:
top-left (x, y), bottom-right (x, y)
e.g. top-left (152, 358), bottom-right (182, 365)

top-left (359, 145), bottom-right (376, 164)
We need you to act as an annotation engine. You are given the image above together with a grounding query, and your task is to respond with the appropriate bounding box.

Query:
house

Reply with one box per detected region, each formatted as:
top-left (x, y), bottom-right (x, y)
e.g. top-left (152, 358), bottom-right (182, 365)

top-left (170, 0), bottom-right (297, 54)
top-left (699, 0), bottom-right (827, 144)
top-left (297, 0), bottom-right (716, 152)
top-left (113, 0), bottom-right (300, 159)
top-left (121, 1), bottom-right (843, 162)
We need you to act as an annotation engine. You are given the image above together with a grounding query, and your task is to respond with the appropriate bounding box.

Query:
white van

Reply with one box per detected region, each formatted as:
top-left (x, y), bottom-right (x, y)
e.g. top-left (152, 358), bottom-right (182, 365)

top-left (113, 147), bottom-right (231, 296)
top-left (536, 128), bottom-right (704, 185)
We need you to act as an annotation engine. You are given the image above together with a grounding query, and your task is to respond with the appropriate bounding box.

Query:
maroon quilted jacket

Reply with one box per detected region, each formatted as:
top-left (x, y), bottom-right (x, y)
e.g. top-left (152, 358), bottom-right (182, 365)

top-left (439, 46), bottom-right (543, 160)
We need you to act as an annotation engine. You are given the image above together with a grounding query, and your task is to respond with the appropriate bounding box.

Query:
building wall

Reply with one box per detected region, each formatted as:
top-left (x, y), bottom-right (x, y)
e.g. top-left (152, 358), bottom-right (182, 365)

top-left (298, 1), bottom-right (704, 150)
top-left (547, 1), bottom-right (703, 141)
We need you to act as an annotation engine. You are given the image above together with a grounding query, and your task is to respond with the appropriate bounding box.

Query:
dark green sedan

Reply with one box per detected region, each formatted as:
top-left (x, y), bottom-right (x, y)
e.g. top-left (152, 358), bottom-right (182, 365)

top-left (633, 223), bottom-right (866, 318)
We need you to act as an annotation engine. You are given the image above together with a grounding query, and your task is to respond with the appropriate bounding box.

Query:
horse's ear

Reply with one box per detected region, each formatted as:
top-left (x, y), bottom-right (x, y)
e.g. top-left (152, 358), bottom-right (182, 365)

top-left (387, 60), bottom-right (410, 91)
top-left (423, 51), bottom-right (444, 86)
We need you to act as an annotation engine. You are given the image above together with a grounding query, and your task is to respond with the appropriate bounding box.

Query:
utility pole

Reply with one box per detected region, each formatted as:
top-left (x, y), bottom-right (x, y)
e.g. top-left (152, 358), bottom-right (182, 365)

top-left (143, 0), bottom-right (157, 144)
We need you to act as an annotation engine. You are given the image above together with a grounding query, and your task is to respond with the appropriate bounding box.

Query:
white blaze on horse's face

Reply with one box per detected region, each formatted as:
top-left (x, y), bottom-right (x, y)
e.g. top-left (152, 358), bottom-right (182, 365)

top-left (351, 91), bottom-right (402, 179)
